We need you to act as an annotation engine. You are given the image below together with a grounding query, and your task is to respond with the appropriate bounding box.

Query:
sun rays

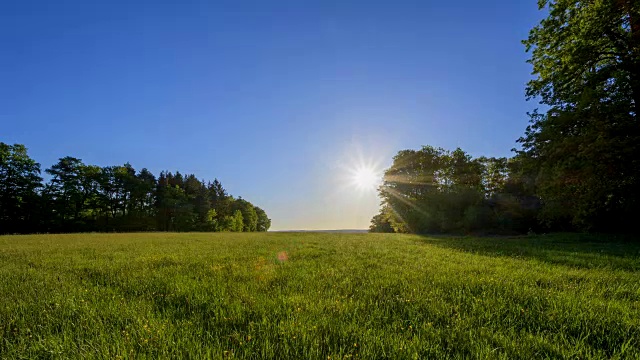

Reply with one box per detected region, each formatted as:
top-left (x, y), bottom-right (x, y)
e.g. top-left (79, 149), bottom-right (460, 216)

top-left (349, 165), bottom-right (380, 192)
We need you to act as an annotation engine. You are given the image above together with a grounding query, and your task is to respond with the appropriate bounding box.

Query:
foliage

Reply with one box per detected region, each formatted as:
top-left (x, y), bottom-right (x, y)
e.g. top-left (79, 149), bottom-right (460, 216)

top-left (231, 210), bottom-right (245, 232)
top-left (0, 143), bottom-right (270, 234)
top-left (518, 0), bottom-right (640, 232)
top-left (368, 206), bottom-right (394, 233)
top-left (254, 206), bottom-right (272, 232)
top-left (0, 143), bottom-right (42, 234)
top-left (233, 198), bottom-right (258, 232)
top-left (371, 146), bottom-right (538, 234)
top-left (372, 1), bottom-right (640, 235)
top-left (0, 232), bottom-right (639, 358)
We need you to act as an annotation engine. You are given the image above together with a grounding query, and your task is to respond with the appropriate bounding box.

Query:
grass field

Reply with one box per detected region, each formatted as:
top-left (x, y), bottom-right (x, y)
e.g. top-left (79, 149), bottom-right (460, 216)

top-left (1, 232), bottom-right (639, 359)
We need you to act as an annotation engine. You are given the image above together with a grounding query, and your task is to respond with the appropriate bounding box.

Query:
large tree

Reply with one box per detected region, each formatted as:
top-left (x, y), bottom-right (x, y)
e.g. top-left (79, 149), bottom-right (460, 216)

top-left (0, 143), bottom-right (43, 233)
top-left (524, 0), bottom-right (640, 115)
top-left (255, 206), bottom-right (271, 232)
top-left (521, 0), bottom-right (640, 231)
top-left (44, 157), bottom-right (86, 230)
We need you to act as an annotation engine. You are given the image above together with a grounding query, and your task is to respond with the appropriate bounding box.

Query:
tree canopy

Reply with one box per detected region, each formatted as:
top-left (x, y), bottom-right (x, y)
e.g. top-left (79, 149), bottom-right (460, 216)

top-left (0, 142), bottom-right (271, 234)
top-left (371, 146), bottom-right (538, 234)
top-left (519, 0), bottom-right (640, 231)
top-left (372, 1), bottom-right (639, 234)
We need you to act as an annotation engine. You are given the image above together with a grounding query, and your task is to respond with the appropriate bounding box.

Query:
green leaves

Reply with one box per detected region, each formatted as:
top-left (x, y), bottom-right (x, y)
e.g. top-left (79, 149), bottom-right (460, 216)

top-left (0, 143), bottom-right (42, 233)
top-left (524, 0), bottom-right (637, 110)
top-left (372, 146), bottom-right (537, 234)
top-left (1, 144), bottom-right (270, 234)
top-left (521, 0), bottom-right (640, 232)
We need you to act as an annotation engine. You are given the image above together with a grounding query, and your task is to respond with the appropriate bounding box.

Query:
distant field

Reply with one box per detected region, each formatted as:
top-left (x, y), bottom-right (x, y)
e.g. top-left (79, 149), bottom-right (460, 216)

top-left (1, 232), bottom-right (639, 359)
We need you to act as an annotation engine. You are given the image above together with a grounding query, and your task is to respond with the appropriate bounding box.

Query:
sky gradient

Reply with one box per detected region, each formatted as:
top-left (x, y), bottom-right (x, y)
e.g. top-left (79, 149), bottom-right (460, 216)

top-left (1, 0), bottom-right (544, 230)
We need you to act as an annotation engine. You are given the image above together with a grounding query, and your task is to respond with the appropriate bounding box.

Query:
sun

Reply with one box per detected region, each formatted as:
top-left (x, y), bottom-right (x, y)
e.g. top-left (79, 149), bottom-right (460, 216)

top-left (350, 166), bottom-right (380, 192)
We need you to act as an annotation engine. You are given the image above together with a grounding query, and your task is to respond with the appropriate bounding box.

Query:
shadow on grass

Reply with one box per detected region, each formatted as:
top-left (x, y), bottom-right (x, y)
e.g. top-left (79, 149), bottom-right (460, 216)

top-left (415, 233), bottom-right (640, 271)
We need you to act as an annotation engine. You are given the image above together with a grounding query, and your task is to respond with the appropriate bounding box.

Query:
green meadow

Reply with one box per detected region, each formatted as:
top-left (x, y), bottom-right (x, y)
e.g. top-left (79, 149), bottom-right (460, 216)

top-left (1, 233), bottom-right (639, 359)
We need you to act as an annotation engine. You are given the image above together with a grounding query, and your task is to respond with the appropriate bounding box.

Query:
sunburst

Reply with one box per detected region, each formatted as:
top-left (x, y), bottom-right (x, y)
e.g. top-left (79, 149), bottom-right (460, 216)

top-left (349, 165), bottom-right (381, 192)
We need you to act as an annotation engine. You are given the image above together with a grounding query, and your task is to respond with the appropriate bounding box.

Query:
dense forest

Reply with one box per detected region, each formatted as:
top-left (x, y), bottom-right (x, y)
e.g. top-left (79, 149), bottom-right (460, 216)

top-left (0, 145), bottom-right (270, 234)
top-left (370, 0), bottom-right (640, 234)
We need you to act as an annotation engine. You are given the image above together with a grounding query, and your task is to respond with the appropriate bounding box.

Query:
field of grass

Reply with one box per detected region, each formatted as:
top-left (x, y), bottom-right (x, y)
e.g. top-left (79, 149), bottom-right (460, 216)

top-left (1, 232), bottom-right (639, 359)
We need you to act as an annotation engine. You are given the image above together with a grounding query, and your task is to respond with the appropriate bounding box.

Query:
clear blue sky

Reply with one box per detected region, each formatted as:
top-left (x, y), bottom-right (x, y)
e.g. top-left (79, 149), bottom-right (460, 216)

top-left (1, 0), bottom-right (543, 230)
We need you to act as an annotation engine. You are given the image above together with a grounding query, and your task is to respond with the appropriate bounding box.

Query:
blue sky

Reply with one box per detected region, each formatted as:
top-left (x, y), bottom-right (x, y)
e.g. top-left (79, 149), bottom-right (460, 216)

top-left (1, 0), bottom-right (543, 230)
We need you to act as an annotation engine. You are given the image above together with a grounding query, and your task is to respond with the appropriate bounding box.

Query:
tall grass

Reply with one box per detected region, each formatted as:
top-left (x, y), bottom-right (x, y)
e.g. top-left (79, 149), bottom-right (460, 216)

top-left (1, 232), bottom-right (639, 359)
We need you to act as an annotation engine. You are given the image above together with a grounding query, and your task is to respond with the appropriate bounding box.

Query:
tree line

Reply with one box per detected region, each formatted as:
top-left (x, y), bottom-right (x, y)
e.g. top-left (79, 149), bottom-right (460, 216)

top-left (369, 147), bottom-right (540, 234)
top-left (371, 0), bottom-right (640, 234)
top-left (0, 145), bottom-right (270, 234)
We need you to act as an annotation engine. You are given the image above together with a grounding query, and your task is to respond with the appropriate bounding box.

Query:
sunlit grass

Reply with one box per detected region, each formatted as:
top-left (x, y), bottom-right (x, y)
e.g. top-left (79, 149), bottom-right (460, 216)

top-left (1, 232), bottom-right (639, 359)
